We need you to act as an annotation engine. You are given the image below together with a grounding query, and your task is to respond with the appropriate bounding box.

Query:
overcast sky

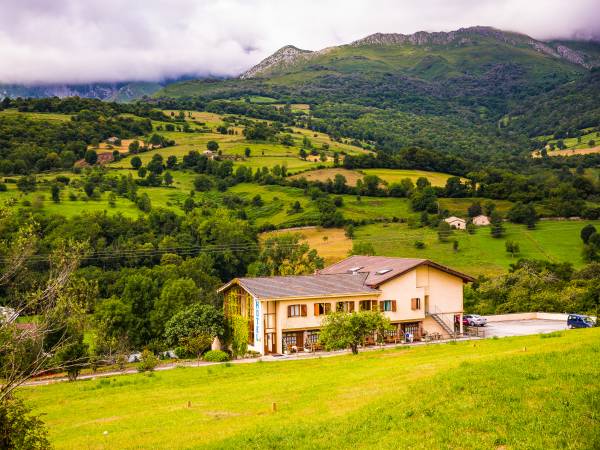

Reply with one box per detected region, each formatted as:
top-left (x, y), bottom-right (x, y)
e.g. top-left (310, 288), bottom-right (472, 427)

top-left (2, 0), bottom-right (599, 85)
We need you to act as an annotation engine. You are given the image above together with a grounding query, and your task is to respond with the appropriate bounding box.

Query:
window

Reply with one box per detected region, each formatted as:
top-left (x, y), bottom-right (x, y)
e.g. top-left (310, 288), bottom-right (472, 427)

top-left (375, 268), bottom-right (392, 275)
top-left (287, 304), bottom-right (307, 318)
top-left (411, 298), bottom-right (421, 310)
top-left (359, 300), bottom-right (378, 311)
top-left (306, 331), bottom-right (320, 345)
top-left (381, 300), bottom-right (397, 312)
top-left (314, 302), bottom-right (332, 316)
top-left (336, 301), bottom-right (355, 313)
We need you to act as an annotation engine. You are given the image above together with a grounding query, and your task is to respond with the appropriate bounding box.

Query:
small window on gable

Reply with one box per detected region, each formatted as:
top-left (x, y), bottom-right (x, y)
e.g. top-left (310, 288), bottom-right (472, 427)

top-left (376, 268), bottom-right (392, 275)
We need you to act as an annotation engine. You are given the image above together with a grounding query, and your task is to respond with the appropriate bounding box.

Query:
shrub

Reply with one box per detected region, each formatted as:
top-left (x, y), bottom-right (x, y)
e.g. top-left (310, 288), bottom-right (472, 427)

top-left (203, 350), bottom-right (230, 362)
top-left (137, 349), bottom-right (158, 372)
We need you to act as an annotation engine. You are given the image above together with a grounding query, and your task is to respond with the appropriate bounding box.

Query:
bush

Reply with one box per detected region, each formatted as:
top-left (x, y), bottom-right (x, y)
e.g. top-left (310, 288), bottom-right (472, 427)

top-left (203, 350), bottom-right (230, 362)
top-left (137, 349), bottom-right (158, 372)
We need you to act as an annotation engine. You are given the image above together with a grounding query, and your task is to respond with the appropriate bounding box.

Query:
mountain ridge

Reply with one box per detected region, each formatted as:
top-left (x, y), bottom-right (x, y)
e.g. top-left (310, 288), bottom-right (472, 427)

top-left (239, 26), bottom-right (600, 79)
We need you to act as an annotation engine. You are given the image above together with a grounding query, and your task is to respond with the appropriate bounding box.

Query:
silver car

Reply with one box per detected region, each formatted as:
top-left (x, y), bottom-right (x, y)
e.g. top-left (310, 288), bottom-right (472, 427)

top-left (464, 314), bottom-right (487, 327)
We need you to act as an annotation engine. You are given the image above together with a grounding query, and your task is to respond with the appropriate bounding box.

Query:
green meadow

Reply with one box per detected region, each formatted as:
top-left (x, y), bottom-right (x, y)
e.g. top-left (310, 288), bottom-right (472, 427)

top-left (355, 220), bottom-right (599, 276)
top-left (361, 168), bottom-right (459, 187)
top-left (21, 329), bottom-right (600, 449)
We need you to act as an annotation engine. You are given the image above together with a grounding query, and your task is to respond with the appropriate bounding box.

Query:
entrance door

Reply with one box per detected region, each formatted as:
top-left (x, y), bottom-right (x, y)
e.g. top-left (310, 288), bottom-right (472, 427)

top-left (265, 332), bottom-right (276, 354)
top-left (296, 331), bottom-right (304, 350)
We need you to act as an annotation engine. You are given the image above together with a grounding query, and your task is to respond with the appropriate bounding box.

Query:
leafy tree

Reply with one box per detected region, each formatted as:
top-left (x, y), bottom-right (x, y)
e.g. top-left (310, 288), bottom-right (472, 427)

top-left (505, 240), bottom-right (520, 257)
top-left (344, 224), bottom-right (355, 239)
top-left (51, 184), bottom-right (60, 203)
top-left (164, 172), bottom-right (173, 186)
top-left (130, 155), bottom-right (142, 169)
top-left (16, 175), bottom-right (36, 193)
top-left (0, 398), bottom-right (51, 450)
top-left (467, 201), bottom-right (482, 218)
top-left (410, 187), bottom-right (437, 213)
top-left (437, 221), bottom-right (453, 242)
top-left (166, 155), bottom-right (177, 169)
top-left (287, 200), bottom-right (303, 215)
top-left (83, 181), bottom-right (95, 198)
top-left (147, 154), bottom-right (164, 175)
top-left (350, 241), bottom-right (375, 256)
top-left (84, 149), bottom-right (98, 165)
top-left (164, 303), bottom-right (224, 354)
top-left (244, 147), bottom-right (251, 157)
top-left (136, 193), bottom-right (152, 212)
top-left (483, 201), bottom-right (496, 217)
top-left (581, 224), bottom-right (597, 244)
top-left (151, 278), bottom-right (200, 337)
top-left (207, 141), bottom-right (219, 152)
top-left (183, 197), bottom-right (195, 213)
top-left (299, 148), bottom-right (307, 160)
top-left (507, 202), bottom-right (537, 228)
top-left (280, 135), bottom-right (294, 146)
top-left (128, 140), bottom-right (140, 154)
top-left (319, 311), bottom-right (391, 354)
top-left (247, 233), bottom-right (324, 276)
top-left (490, 211), bottom-right (505, 238)
top-left (193, 175), bottom-right (212, 192)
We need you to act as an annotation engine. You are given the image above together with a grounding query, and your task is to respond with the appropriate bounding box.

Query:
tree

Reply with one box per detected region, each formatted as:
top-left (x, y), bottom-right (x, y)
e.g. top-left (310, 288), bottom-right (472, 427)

top-left (136, 193), bottom-right (152, 212)
top-left (206, 141), bottom-right (219, 152)
top-left (507, 202), bottom-right (537, 228)
top-left (151, 278), bottom-right (200, 337)
top-left (581, 224), bottom-right (597, 244)
top-left (483, 201), bottom-right (496, 217)
top-left (128, 140), bottom-right (140, 154)
top-left (130, 156), bottom-right (142, 169)
top-left (299, 148), bottom-right (307, 160)
top-left (84, 181), bottom-right (95, 198)
top-left (16, 175), bottom-right (36, 193)
top-left (51, 184), bottom-right (60, 203)
top-left (194, 174), bottom-right (212, 191)
top-left (244, 147), bottom-right (251, 157)
top-left (183, 197), bottom-right (195, 213)
top-left (344, 224), bottom-right (355, 239)
top-left (437, 221), bottom-right (453, 242)
top-left (164, 172), bottom-right (173, 186)
top-left (332, 174), bottom-right (347, 194)
top-left (505, 240), bottom-right (520, 257)
top-left (164, 304), bottom-right (225, 358)
top-left (287, 200), bottom-right (303, 215)
top-left (467, 201), bottom-right (482, 218)
top-left (350, 241), bottom-right (375, 256)
top-left (280, 135), bottom-right (294, 146)
top-left (319, 311), bottom-right (392, 354)
top-left (147, 154), bottom-right (164, 175)
top-left (490, 211), bottom-right (505, 238)
top-left (84, 149), bottom-right (97, 165)
top-left (247, 233), bottom-right (324, 276)
top-left (166, 155), bottom-right (178, 169)
top-left (0, 398), bottom-right (51, 449)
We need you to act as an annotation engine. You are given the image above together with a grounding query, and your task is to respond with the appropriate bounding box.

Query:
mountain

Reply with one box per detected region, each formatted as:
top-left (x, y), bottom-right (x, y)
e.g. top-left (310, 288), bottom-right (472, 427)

top-left (238, 26), bottom-right (600, 80)
top-left (0, 81), bottom-right (165, 102)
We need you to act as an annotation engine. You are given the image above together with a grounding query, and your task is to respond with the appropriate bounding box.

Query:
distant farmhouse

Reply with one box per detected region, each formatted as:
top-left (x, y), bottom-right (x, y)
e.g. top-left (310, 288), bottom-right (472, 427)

top-left (218, 256), bottom-right (473, 355)
top-left (444, 216), bottom-right (466, 230)
top-left (472, 215), bottom-right (490, 226)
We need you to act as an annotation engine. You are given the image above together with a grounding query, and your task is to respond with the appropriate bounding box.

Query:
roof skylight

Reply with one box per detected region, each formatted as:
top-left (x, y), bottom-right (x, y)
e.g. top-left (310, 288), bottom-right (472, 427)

top-left (375, 268), bottom-right (392, 275)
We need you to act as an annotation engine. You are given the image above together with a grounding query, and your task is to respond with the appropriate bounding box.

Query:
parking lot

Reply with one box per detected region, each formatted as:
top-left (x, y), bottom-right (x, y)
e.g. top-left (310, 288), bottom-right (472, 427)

top-left (483, 319), bottom-right (568, 337)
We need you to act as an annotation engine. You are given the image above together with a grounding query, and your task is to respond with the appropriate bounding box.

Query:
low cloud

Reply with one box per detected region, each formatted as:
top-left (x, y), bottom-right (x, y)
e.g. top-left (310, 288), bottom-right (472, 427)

top-left (1, 0), bottom-right (599, 84)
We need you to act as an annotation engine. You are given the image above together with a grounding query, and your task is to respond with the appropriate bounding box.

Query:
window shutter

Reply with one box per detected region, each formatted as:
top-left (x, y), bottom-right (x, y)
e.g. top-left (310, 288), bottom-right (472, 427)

top-left (313, 303), bottom-right (320, 316)
top-left (411, 298), bottom-right (416, 310)
top-left (372, 300), bottom-right (378, 311)
top-left (379, 302), bottom-right (385, 312)
top-left (325, 303), bottom-right (331, 314)
top-left (349, 301), bottom-right (355, 312)
top-left (287, 305), bottom-right (292, 317)
top-left (301, 304), bottom-right (307, 317)
top-left (392, 300), bottom-right (397, 312)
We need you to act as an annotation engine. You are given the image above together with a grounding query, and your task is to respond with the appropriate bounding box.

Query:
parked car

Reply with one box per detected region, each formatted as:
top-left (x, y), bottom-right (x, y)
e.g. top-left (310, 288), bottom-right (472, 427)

top-left (463, 314), bottom-right (487, 327)
top-left (567, 314), bottom-right (595, 329)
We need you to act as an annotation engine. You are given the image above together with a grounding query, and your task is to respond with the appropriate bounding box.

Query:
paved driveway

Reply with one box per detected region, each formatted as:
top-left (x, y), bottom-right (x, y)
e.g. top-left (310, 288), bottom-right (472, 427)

top-left (483, 319), bottom-right (568, 337)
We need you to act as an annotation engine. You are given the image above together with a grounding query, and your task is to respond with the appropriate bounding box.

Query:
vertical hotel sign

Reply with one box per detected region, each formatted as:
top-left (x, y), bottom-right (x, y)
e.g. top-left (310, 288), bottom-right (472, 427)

top-left (254, 297), bottom-right (261, 345)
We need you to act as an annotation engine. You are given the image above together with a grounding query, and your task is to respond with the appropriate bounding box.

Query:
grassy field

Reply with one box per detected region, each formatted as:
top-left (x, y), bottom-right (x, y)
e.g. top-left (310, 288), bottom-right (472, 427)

top-left (21, 329), bottom-right (600, 449)
top-left (262, 227), bottom-right (352, 265)
top-left (362, 168), bottom-right (460, 187)
top-left (0, 109), bottom-right (72, 122)
top-left (353, 220), bottom-right (599, 276)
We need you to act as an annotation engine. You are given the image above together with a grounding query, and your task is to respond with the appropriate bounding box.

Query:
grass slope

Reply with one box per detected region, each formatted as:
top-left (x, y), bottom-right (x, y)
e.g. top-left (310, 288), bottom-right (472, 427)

top-left (21, 329), bottom-right (600, 449)
top-left (354, 220), bottom-right (599, 276)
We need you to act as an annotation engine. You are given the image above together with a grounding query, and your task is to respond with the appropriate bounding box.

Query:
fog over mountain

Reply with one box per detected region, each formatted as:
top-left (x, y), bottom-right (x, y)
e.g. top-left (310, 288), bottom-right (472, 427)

top-left (1, 0), bottom-right (599, 85)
